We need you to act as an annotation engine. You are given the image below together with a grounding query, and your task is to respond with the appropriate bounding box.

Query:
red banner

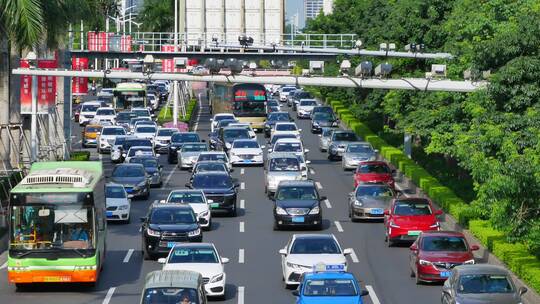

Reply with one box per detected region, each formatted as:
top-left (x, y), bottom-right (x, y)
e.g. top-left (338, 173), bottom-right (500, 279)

top-left (20, 60), bottom-right (32, 114)
top-left (121, 35), bottom-right (132, 52)
top-left (37, 59), bottom-right (57, 113)
top-left (162, 45), bottom-right (177, 73)
top-left (88, 32), bottom-right (109, 52)
top-left (72, 57), bottom-right (89, 95)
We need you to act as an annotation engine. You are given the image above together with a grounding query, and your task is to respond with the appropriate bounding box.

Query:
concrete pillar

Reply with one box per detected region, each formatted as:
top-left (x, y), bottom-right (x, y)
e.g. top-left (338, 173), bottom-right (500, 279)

top-left (9, 44), bottom-right (22, 168)
top-left (0, 36), bottom-right (10, 169)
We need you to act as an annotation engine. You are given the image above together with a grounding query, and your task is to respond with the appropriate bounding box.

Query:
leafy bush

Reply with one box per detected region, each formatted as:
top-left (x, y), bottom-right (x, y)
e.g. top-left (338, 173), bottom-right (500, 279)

top-left (158, 99), bottom-right (197, 124)
top-left (469, 220), bottom-right (506, 251)
top-left (70, 151), bottom-right (90, 161)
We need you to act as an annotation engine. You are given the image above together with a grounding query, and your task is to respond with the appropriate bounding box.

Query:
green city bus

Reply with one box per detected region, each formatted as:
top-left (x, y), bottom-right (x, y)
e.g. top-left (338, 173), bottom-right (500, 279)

top-left (210, 83), bottom-right (267, 131)
top-left (8, 161), bottom-right (106, 287)
top-left (113, 82), bottom-right (147, 110)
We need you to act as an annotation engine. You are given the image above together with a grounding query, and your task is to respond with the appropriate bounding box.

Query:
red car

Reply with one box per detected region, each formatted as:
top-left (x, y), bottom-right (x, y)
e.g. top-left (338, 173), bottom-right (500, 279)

top-left (353, 161), bottom-right (395, 188)
top-left (384, 197), bottom-right (442, 246)
top-left (409, 231), bottom-right (479, 284)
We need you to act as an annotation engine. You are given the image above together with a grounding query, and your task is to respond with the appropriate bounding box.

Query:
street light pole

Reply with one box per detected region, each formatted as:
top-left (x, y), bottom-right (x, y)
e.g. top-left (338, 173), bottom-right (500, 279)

top-left (173, 0), bottom-right (179, 127)
top-left (26, 52), bottom-right (38, 162)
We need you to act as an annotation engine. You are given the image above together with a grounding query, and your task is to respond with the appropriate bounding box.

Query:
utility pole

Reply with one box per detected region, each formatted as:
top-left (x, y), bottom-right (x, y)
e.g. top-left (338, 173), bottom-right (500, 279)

top-left (173, 0), bottom-right (179, 127)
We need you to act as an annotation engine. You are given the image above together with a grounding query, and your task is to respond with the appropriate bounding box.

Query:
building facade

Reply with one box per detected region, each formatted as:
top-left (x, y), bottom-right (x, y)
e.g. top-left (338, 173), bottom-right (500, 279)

top-left (304, 0), bottom-right (333, 20)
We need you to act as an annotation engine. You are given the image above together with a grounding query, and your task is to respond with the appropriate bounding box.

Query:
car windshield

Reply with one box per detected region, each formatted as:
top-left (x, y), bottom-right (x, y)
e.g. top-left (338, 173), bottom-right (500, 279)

top-left (355, 185), bottom-right (393, 197)
top-left (290, 238), bottom-right (340, 254)
top-left (168, 247), bottom-right (219, 263)
top-left (157, 129), bottom-right (175, 137)
top-left (314, 107), bottom-right (333, 114)
top-left (313, 113), bottom-right (333, 121)
top-left (215, 114), bottom-right (235, 122)
top-left (276, 186), bottom-right (317, 200)
top-left (268, 113), bottom-right (290, 121)
top-left (299, 100), bottom-right (317, 106)
top-left (223, 129), bottom-right (250, 141)
top-left (282, 87), bottom-right (296, 92)
top-left (130, 158), bottom-right (159, 168)
top-left (356, 164), bottom-right (390, 174)
top-left (106, 186), bottom-right (126, 198)
top-left (181, 144), bottom-right (207, 152)
top-left (192, 174), bottom-right (232, 188)
top-left (421, 236), bottom-right (468, 252)
top-left (133, 109), bottom-right (150, 117)
top-left (128, 148), bottom-right (153, 157)
top-left (274, 142), bottom-right (302, 152)
top-left (271, 134), bottom-right (297, 146)
top-left (295, 92), bottom-right (312, 99)
top-left (96, 109), bottom-right (114, 115)
top-left (114, 137), bottom-right (127, 145)
top-left (233, 141), bottom-right (259, 149)
top-left (198, 154), bottom-right (227, 162)
top-left (168, 192), bottom-right (205, 204)
top-left (142, 288), bottom-right (199, 304)
top-left (458, 274), bottom-right (514, 294)
top-left (195, 163), bottom-right (227, 173)
top-left (171, 133), bottom-right (200, 143)
top-left (347, 144), bottom-right (373, 153)
top-left (136, 126), bottom-right (156, 133)
top-left (269, 158), bottom-right (300, 171)
top-left (322, 128), bottom-right (334, 137)
top-left (81, 104), bottom-right (99, 112)
top-left (275, 124), bottom-right (297, 131)
top-left (116, 112), bottom-right (134, 121)
top-left (102, 128), bottom-right (125, 136)
top-left (393, 201), bottom-right (432, 215)
top-left (218, 119), bottom-right (237, 128)
top-left (112, 165), bottom-right (145, 177)
top-left (150, 208), bottom-right (196, 224)
top-left (333, 132), bottom-right (357, 141)
top-left (123, 139), bottom-right (152, 149)
top-left (303, 279), bottom-right (358, 296)
top-left (85, 126), bottom-right (101, 133)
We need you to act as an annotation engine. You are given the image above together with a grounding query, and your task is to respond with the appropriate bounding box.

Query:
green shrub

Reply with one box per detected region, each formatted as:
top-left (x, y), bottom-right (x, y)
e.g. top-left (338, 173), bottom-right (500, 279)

top-left (158, 99), bottom-right (197, 124)
top-left (520, 264), bottom-right (540, 293)
top-left (469, 220), bottom-right (506, 251)
top-left (330, 100), bottom-right (342, 109)
top-left (70, 151), bottom-right (90, 161)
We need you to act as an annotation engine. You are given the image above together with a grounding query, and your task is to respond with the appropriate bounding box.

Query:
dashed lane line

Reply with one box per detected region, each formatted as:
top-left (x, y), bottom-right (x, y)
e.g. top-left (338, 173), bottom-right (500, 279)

top-left (194, 93), bottom-right (202, 131)
top-left (366, 285), bottom-right (381, 304)
top-left (324, 199), bottom-right (332, 209)
top-left (240, 168), bottom-right (245, 175)
top-left (123, 249), bottom-right (134, 263)
top-left (102, 287), bottom-right (116, 304)
top-left (238, 249), bottom-right (245, 264)
top-left (349, 248), bottom-right (359, 263)
top-left (0, 261), bottom-right (7, 270)
top-left (334, 221), bottom-right (344, 232)
top-left (240, 182), bottom-right (245, 190)
top-left (240, 199), bottom-right (245, 209)
top-left (239, 221), bottom-right (245, 232)
top-left (309, 168), bottom-right (316, 175)
top-left (315, 182), bottom-right (323, 190)
top-left (237, 286), bottom-right (245, 304)
top-left (163, 165), bottom-right (178, 186)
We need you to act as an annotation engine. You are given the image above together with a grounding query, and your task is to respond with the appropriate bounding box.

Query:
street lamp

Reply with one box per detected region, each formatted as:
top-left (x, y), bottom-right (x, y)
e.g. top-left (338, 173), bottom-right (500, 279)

top-left (143, 54), bottom-right (155, 75)
top-left (25, 51), bottom-right (38, 162)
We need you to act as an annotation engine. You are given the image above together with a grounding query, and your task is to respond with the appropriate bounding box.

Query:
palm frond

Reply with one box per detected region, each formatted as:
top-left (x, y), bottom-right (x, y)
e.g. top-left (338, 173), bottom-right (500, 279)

top-left (0, 0), bottom-right (44, 48)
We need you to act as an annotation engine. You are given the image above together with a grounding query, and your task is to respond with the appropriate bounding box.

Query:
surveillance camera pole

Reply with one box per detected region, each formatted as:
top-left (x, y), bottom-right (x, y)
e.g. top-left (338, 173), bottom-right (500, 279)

top-left (173, 0), bottom-right (179, 127)
top-left (31, 69), bottom-right (38, 163)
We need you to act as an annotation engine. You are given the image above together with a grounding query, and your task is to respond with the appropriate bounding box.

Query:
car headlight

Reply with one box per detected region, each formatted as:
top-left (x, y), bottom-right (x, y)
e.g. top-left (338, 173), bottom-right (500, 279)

top-left (199, 210), bottom-right (209, 218)
top-left (210, 273), bottom-right (224, 283)
top-left (286, 262), bottom-right (304, 270)
top-left (153, 172), bottom-right (160, 176)
top-left (429, 222), bottom-right (440, 229)
top-left (463, 259), bottom-right (475, 265)
top-left (188, 228), bottom-right (201, 237)
top-left (308, 206), bottom-right (320, 214)
top-left (257, 151), bottom-right (263, 156)
top-left (118, 205), bottom-right (129, 210)
top-left (389, 221), bottom-right (400, 228)
top-left (419, 259), bottom-right (432, 266)
top-left (225, 143), bottom-right (231, 149)
top-left (313, 122), bottom-right (320, 127)
top-left (332, 121), bottom-right (338, 126)
top-left (146, 228), bottom-right (160, 237)
top-left (276, 206), bottom-right (287, 215)
top-left (354, 199), bottom-right (363, 206)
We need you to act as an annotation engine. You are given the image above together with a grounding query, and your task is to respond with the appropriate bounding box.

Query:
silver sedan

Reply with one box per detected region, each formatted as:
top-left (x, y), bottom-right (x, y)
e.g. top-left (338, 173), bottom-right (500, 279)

top-left (348, 183), bottom-right (396, 221)
top-left (341, 142), bottom-right (378, 170)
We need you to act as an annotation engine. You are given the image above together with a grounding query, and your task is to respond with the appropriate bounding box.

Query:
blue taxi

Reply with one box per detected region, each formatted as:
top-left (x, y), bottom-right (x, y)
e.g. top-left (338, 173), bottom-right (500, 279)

top-left (292, 264), bottom-right (369, 304)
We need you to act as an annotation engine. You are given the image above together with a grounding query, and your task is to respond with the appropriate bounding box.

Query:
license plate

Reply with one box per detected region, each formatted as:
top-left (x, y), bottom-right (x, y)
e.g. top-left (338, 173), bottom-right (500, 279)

top-left (210, 203), bottom-right (220, 208)
top-left (106, 211), bottom-right (113, 217)
top-left (167, 242), bottom-right (178, 248)
top-left (407, 230), bottom-right (421, 236)
top-left (243, 159), bottom-right (252, 163)
top-left (370, 208), bottom-right (384, 215)
top-left (292, 216), bottom-right (305, 223)
top-left (44, 276), bottom-right (71, 282)
top-left (440, 271), bottom-right (451, 278)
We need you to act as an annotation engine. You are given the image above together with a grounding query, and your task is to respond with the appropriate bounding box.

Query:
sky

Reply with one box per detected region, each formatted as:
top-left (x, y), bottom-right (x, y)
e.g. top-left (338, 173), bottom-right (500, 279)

top-left (285, 0), bottom-right (305, 28)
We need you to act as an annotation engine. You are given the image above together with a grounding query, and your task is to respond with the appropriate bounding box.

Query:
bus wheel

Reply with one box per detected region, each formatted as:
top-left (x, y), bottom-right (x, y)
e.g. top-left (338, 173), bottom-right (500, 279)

top-left (15, 283), bottom-right (29, 291)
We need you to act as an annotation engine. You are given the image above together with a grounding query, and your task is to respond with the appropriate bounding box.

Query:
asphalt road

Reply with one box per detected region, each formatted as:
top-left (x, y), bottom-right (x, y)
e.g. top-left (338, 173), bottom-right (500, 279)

top-left (0, 92), bottom-right (444, 304)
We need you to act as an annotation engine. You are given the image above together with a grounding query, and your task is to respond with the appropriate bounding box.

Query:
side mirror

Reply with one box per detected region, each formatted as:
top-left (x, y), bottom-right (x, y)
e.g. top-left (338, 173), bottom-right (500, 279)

top-left (319, 196), bottom-right (327, 201)
top-left (268, 149), bottom-right (273, 153)
top-left (260, 145), bottom-right (266, 149)
top-left (343, 248), bottom-right (353, 255)
top-left (305, 160), bottom-right (311, 164)
top-left (157, 258), bottom-right (166, 264)
top-left (291, 290), bottom-right (299, 297)
top-left (279, 248), bottom-right (287, 255)
top-left (159, 200), bottom-right (166, 204)
top-left (155, 153), bottom-right (160, 157)
top-left (201, 139), bottom-right (206, 143)
top-left (304, 149), bottom-right (310, 153)
top-left (360, 290), bottom-right (369, 297)
top-left (435, 209), bottom-right (443, 215)
top-left (519, 286), bottom-right (528, 295)
top-left (234, 183), bottom-right (240, 188)
top-left (221, 257), bottom-right (230, 264)
top-left (348, 192), bottom-right (354, 197)
top-left (391, 169), bottom-right (396, 174)
top-left (470, 245), bottom-right (480, 251)
top-left (122, 153), bottom-right (127, 157)
top-left (139, 217), bottom-right (147, 223)
top-left (384, 209), bottom-right (390, 215)
top-left (298, 129), bottom-right (302, 132)
top-left (410, 243), bottom-right (418, 251)
top-left (207, 199), bottom-right (214, 204)
top-left (185, 183), bottom-right (191, 188)
top-left (318, 134), bottom-right (322, 137)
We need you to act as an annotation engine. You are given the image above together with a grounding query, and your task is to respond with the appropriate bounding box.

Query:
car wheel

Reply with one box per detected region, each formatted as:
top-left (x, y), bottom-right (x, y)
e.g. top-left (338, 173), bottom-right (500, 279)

top-left (204, 219), bottom-right (212, 231)
top-left (143, 189), bottom-right (150, 200)
top-left (273, 220), bottom-right (280, 231)
top-left (328, 153), bottom-right (335, 161)
top-left (82, 142), bottom-right (87, 148)
top-left (415, 270), bottom-right (422, 285)
top-left (387, 238), bottom-right (394, 247)
top-left (124, 216), bottom-right (130, 224)
top-left (143, 249), bottom-right (154, 260)
top-left (229, 204), bottom-right (237, 217)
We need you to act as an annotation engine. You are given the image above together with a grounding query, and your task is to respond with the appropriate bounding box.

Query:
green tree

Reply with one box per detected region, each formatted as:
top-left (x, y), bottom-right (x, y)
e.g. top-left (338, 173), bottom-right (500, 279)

top-left (138, 0), bottom-right (174, 32)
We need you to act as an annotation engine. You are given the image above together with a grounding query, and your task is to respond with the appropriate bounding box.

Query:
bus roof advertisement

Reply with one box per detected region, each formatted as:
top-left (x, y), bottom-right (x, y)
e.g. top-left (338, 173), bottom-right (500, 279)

top-left (72, 57), bottom-right (89, 96)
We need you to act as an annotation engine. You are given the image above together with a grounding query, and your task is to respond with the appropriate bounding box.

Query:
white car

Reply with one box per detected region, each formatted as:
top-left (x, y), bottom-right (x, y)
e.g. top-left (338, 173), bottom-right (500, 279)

top-left (97, 126), bottom-right (126, 153)
top-left (228, 123), bottom-right (256, 139)
top-left (271, 122), bottom-right (301, 140)
top-left (296, 99), bottom-right (318, 119)
top-left (147, 93), bottom-right (159, 110)
top-left (131, 107), bottom-right (153, 119)
top-left (94, 107), bottom-right (116, 124)
top-left (211, 113), bottom-right (236, 132)
top-left (105, 183), bottom-right (131, 223)
top-left (279, 86), bottom-right (296, 102)
top-left (159, 243), bottom-right (229, 298)
top-left (163, 189), bottom-right (212, 230)
top-left (228, 139), bottom-right (264, 165)
top-left (79, 101), bottom-right (102, 125)
top-left (279, 234), bottom-right (353, 288)
top-left (269, 138), bottom-right (309, 158)
top-left (196, 151), bottom-right (231, 171)
top-left (153, 127), bottom-right (177, 152)
top-left (133, 125), bottom-right (157, 141)
top-left (124, 146), bottom-right (156, 163)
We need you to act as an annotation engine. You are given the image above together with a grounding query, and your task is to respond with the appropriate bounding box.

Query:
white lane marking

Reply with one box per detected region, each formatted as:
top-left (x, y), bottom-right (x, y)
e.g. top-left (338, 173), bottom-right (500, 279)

top-left (164, 165), bottom-right (177, 186)
top-left (324, 199), bottom-right (332, 209)
top-left (349, 248), bottom-right (359, 263)
top-left (123, 249), bottom-right (134, 263)
top-left (102, 287), bottom-right (116, 304)
top-left (0, 261), bottom-right (7, 269)
top-left (239, 221), bottom-right (245, 232)
top-left (237, 286), bottom-right (245, 304)
top-left (240, 182), bottom-right (245, 190)
top-left (240, 168), bottom-right (245, 175)
top-left (334, 221), bottom-right (344, 232)
top-left (240, 199), bottom-right (245, 209)
top-left (315, 182), bottom-right (323, 190)
top-left (238, 249), bottom-right (245, 264)
top-left (394, 182), bottom-right (411, 197)
top-left (98, 153), bottom-right (103, 161)
top-left (366, 285), bottom-right (381, 304)
top-left (194, 93), bottom-right (202, 131)
top-left (76, 139), bottom-right (82, 145)
top-left (139, 227), bottom-right (142, 232)
top-left (309, 168), bottom-right (315, 175)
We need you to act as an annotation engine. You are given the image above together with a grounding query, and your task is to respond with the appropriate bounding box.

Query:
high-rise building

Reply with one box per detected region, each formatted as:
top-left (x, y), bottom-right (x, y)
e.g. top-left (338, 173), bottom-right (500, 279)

top-left (121, 0), bottom-right (144, 14)
top-left (323, 0), bottom-right (334, 15)
top-left (304, 0), bottom-right (333, 20)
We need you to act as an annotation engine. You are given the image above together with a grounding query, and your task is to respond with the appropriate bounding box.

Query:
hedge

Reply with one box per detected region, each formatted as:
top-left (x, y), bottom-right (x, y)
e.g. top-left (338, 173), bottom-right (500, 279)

top-left (329, 98), bottom-right (540, 294)
top-left (157, 99), bottom-right (197, 124)
top-left (70, 151), bottom-right (91, 161)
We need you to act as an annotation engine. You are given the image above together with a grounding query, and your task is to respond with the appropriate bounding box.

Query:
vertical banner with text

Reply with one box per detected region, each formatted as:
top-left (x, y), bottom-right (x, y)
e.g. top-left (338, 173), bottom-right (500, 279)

top-left (37, 59), bottom-right (57, 113)
top-left (161, 45), bottom-right (177, 73)
top-left (72, 57), bottom-right (89, 95)
top-left (20, 60), bottom-right (32, 114)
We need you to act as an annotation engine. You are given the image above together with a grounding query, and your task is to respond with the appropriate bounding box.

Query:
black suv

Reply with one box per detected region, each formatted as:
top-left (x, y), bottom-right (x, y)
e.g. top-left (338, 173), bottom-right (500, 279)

top-left (167, 132), bottom-right (202, 164)
top-left (141, 203), bottom-right (202, 260)
top-left (273, 180), bottom-right (325, 230)
top-left (186, 171), bottom-right (239, 216)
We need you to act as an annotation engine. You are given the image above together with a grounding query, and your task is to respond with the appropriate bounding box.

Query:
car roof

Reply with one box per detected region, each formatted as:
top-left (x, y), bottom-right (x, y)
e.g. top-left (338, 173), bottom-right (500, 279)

top-left (420, 230), bottom-right (465, 238)
top-left (144, 270), bottom-right (201, 290)
top-left (268, 152), bottom-right (301, 159)
top-left (82, 101), bottom-right (102, 106)
top-left (394, 197), bottom-right (430, 204)
top-left (232, 139), bottom-right (257, 143)
top-left (358, 161), bottom-right (388, 165)
top-left (172, 243), bottom-right (215, 250)
top-left (199, 151), bottom-right (226, 155)
top-left (105, 182), bottom-right (124, 188)
top-left (275, 138), bottom-right (302, 144)
top-left (223, 126), bottom-right (248, 131)
top-left (193, 171), bottom-right (230, 177)
top-left (454, 264), bottom-right (509, 276)
top-left (85, 124), bottom-right (102, 129)
top-left (151, 202), bottom-right (194, 210)
top-left (96, 107), bottom-right (114, 111)
top-left (269, 111), bottom-right (289, 115)
top-left (214, 113), bottom-right (234, 117)
top-left (116, 163), bottom-right (144, 168)
top-left (293, 233), bottom-right (335, 240)
top-left (333, 130), bottom-right (355, 134)
top-left (275, 122), bottom-right (296, 125)
top-left (102, 126), bottom-right (124, 130)
top-left (170, 189), bottom-right (204, 194)
top-left (304, 271), bottom-right (356, 281)
top-left (129, 146), bottom-right (152, 150)
top-left (278, 180), bottom-right (315, 187)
